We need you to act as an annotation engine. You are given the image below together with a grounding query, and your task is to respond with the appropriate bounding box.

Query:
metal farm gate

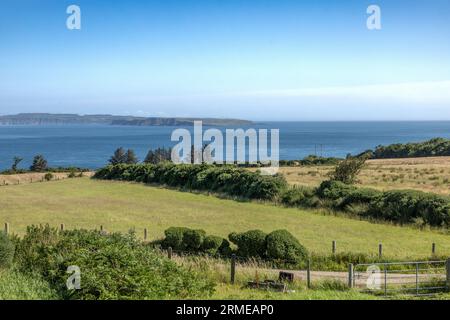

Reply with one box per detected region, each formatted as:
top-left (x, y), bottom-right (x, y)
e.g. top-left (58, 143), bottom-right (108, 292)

top-left (351, 260), bottom-right (448, 296)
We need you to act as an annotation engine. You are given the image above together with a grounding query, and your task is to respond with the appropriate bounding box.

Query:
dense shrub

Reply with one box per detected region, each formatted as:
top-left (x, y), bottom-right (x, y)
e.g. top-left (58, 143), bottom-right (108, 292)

top-left (367, 190), bottom-right (450, 226)
top-left (0, 232), bottom-right (15, 269)
top-left (265, 230), bottom-right (309, 264)
top-left (280, 186), bottom-right (319, 208)
top-left (339, 188), bottom-right (381, 210)
top-left (228, 230), bottom-right (267, 258)
top-left (316, 180), bottom-right (356, 200)
top-left (202, 235), bottom-right (224, 254)
top-left (14, 225), bottom-right (215, 300)
top-left (163, 227), bottom-right (190, 250)
top-left (183, 229), bottom-right (206, 251)
top-left (94, 163), bottom-right (287, 201)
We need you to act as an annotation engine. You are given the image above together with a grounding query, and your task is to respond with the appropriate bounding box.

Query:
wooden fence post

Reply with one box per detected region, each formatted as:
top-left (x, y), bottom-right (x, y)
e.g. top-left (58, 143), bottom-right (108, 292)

top-left (60, 223), bottom-right (65, 231)
top-left (230, 254), bottom-right (236, 284)
top-left (332, 240), bottom-right (336, 254)
top-left (348, 263), bottom-right (354, 288)
top-left (168, 247), bottom-right (172, 259)
top-left (100, 225), bottom-right (103, 232)
top-left (378, 243), bottom-right (383, 258)
top-left (307, 259), bottom-right (311, 289)
top-left (432, 243), bottom-right (436, 255)
top-left (4, 222), bottom-right (9, 235)
top-left (144, 228), bottom-right (148, 241)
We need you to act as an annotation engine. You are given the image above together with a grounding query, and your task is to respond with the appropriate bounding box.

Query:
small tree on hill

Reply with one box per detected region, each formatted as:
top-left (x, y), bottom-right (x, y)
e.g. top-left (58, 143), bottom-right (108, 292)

top-left (11, 156), bottom-right (23, 172)
top-left (329, 155), bottom-right (367, 184)
top-left (30, 155), bottom-right (48, 172)
top-left (109, 147), bottom-right (127, 165)
top-left (125, 149), bottom-right (139, 164)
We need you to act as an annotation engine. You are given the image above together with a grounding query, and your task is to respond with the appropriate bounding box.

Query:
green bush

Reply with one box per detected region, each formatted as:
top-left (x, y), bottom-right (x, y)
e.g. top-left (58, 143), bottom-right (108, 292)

top-left (44, 173), bottom-right (54, 181)
top-left (218, 239), bottom-right (232, 256)
top-left (339, 188), bottom-right (381, 211)
top-left (367, 190), bottom-right (450, 226)
top-left (183, 229), bottom-right (206, 251)
top-left (163, 227), bottom-right (190, 250)
top-left (280, 186), bottom-right (318, 207)
top-left (202, 235), bottom-right (224, 254)
top-left (265, 230), bottom-right (308, 264)
top-left (316, 180), bottom-right (356, 200)
top-left (0, 232), bottom-right (15, 269)
top-left (228, 230), bottom-right (267, 258)
top-left (14, 226), bottom-right (215, 300)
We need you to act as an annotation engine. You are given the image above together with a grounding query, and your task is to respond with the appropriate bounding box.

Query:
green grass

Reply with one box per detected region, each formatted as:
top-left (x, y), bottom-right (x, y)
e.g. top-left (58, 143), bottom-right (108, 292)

top-left (210, 284), bottom-right (380, 300)
top-left (1, 178), bottom-right (450, 259)
top-left (0, 270), bottom-right (57, 300)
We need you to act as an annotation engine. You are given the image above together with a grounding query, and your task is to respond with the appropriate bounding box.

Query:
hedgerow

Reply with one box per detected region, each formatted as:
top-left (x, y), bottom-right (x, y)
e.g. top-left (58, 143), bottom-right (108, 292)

top-left (94, 163), bottom-right (287, 201)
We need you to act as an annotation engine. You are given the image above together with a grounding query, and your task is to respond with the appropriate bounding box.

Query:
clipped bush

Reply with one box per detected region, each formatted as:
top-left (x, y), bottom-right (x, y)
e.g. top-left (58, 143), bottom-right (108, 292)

top-left (183, 229), bottom-right (206, 251)
top-left (163, 227), bottom-right (190, 250)
top-left (265, 230), bottom-right (308, 264)
top-left (228, 230), bottom-right (267, 258)
top-left (0, 232), bottom-right (15, 269)
top-left (202, 235), bottom-right (224, 254)
top-left (218, 239), bottom-right (232, 256)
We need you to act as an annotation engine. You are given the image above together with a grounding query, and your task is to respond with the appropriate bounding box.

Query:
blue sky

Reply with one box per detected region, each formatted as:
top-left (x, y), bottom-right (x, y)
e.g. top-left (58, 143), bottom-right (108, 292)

top-left (0, 0), bottom-right (449, 120)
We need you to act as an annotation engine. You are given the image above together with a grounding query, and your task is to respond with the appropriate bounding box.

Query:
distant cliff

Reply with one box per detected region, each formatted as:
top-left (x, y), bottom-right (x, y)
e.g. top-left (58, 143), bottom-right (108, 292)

top-left (0, 113), bottom-right (253, 126)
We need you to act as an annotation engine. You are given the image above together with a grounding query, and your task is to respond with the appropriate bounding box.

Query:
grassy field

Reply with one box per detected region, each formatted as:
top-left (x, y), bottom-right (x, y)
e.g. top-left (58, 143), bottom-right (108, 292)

top-left (1, 177), bottom-right (450, 259)
top-left (279, 156), bottom-right (450, 195)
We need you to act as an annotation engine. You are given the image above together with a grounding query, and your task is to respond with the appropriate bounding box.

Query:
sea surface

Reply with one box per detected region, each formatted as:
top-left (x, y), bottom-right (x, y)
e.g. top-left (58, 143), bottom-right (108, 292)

top-left (1, 121), bottom-right (450, 170)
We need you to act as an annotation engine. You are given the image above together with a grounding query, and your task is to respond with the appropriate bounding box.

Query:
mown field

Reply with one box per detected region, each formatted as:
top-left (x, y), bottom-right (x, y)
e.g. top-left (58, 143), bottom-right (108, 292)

top-left (1, 177), bottom-right (450, 259)
top-left (279, 156), bottom-right (450, 195)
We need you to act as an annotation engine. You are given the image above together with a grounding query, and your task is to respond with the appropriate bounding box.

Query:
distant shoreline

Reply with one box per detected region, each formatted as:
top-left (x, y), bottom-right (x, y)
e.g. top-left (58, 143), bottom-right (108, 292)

top-left (0, 113), bottom-right (253, 127)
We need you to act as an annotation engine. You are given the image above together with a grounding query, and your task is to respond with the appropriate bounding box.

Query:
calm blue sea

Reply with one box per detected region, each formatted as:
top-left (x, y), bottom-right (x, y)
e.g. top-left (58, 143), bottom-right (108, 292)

top-left (1, 121), bottom-right (450, 170)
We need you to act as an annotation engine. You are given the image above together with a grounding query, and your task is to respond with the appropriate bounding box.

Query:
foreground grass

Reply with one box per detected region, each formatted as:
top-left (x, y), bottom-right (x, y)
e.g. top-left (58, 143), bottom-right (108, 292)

top-left (1, 178), bottom-right (450, 259)
top-left (0, 270), bottom-right (57, 300)
top-left (210, 284), bottom-right (380, 300)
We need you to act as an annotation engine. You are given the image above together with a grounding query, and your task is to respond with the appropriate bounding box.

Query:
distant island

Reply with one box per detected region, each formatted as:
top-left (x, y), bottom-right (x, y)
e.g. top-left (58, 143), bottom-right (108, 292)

top-left (0, 113), bottom-right (253, 126)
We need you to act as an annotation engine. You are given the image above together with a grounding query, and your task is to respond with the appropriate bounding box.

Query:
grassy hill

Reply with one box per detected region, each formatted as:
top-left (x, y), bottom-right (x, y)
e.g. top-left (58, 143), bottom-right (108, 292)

top-left (1, 177), bottom-right (449, 259)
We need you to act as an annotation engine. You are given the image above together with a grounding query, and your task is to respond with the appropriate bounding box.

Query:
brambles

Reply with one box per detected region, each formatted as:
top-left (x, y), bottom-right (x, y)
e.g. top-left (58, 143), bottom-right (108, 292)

top-left (14, 225), bottom-right (214, 300)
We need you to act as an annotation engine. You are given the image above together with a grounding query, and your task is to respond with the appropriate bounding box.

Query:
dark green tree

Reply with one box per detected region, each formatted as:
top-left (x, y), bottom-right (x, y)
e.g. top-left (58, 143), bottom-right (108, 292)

top-left (11, 156), bottom-right (23, 172)
top-left (30, 155), bottom-right (48, 172)
top-left (125, 149), bottom-right (139, 164)
top-left (144, 147), bottom-right (171, 164)
top-left (109, 147), bottom-right (127, 165)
